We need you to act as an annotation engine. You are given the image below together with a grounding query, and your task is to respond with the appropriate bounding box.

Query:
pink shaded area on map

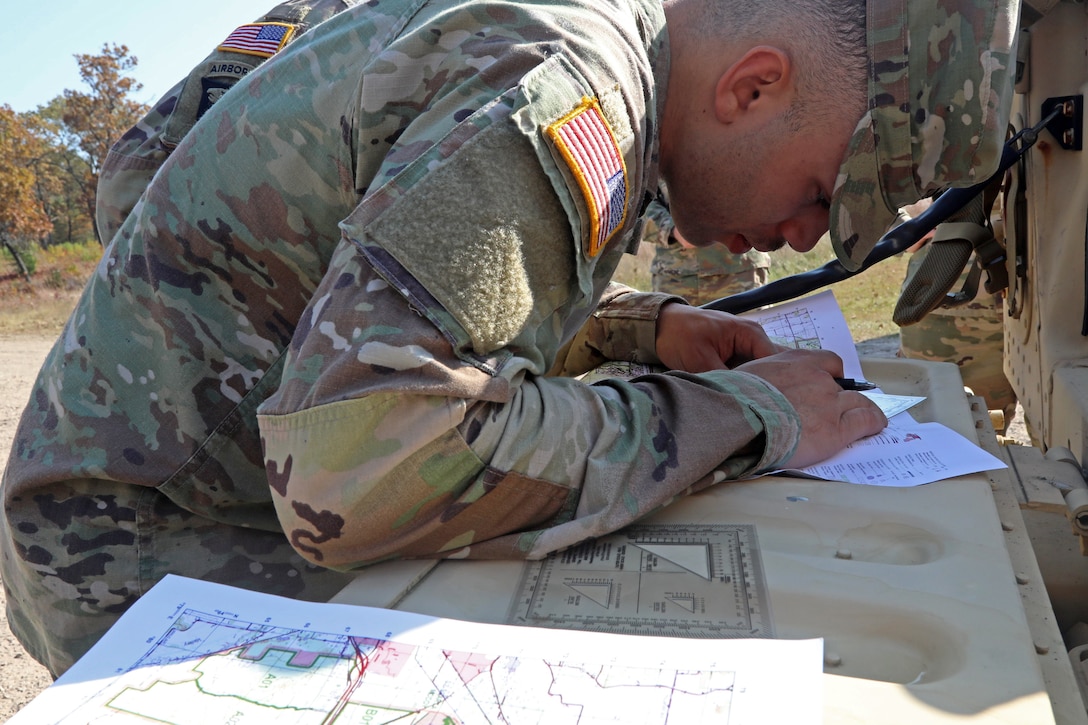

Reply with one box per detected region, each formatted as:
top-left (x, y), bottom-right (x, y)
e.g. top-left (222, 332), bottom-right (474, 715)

top-left (355, 637), bottom-right (415, 677)
top-left (444, 651), bottom-right (499, 684)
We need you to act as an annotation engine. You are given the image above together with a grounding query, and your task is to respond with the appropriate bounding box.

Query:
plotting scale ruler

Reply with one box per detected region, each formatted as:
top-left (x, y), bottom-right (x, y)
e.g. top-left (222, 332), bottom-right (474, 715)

top-left (507, 523), bottom-right (773, 638)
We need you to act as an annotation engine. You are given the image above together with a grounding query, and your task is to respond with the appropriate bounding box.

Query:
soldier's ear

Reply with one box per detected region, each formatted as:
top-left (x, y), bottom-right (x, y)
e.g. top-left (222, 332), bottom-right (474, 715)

top-left (714, 46), bottom-right (792, 124)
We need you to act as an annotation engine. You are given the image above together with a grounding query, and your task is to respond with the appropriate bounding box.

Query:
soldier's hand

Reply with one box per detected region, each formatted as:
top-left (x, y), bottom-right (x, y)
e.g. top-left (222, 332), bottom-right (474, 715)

top-left (655, 302), bottom-right (783, 372)
top-left (736, 349), bottom-right (887, 468)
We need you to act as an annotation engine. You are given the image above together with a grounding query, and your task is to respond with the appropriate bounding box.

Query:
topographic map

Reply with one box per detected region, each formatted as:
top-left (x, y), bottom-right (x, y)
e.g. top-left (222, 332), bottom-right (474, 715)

top-left (70, 608), bottom-right (736, 723)
top-left (12, 576), bottom-right (822, 724)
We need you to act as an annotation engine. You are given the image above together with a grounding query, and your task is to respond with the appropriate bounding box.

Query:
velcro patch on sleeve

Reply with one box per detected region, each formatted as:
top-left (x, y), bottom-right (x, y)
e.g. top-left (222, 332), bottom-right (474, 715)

top-left (545, 97), bottom-right (628, 257)
top-left (217, 22), bottom-right (296, 59)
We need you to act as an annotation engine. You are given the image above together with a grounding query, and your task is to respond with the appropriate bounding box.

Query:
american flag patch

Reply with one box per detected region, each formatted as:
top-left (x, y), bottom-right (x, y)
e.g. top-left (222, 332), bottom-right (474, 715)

top-left (546, 98), bottom-right (628, 257)
top-left (218, 22), bottom-right (295, 58)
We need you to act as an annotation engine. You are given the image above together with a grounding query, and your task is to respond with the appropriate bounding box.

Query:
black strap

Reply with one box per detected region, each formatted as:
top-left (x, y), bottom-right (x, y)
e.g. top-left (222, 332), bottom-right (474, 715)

top-left (702, 121), bottom-right (1045, 316)
top-left (892, 188), bottom-right (1005, 327)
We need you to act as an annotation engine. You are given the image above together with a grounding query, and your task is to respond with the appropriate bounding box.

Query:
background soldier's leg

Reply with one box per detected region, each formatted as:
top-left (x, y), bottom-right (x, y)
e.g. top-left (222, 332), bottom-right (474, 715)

top-left (898, 300), bottom-right (1017, 431)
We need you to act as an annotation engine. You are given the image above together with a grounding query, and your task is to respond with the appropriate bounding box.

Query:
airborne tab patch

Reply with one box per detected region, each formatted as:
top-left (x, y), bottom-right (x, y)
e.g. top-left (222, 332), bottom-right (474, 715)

top-left (546, 97), bottom-right (628, 257)
top-left (218, 22), bottom-right (296, 59)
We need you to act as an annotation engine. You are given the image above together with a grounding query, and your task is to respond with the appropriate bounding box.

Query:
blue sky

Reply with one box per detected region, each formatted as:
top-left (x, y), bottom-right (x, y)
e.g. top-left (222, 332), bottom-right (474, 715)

top-left (2, 1), bottom-right (278, 113)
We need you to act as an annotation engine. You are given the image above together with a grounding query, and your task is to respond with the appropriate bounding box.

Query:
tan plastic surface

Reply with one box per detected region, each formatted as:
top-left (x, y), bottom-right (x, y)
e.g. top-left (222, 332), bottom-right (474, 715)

top-left (332, 358), bottom-right (1063, 723)
top-left (1004, 2), bottom-right (1088, 463)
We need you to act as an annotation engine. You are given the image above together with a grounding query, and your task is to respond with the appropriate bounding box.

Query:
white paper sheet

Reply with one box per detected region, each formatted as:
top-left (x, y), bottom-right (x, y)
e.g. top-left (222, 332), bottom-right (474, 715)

top-left (860, 390), bottom-right (926, 419)
top-left (741, 289), bottom-right (866, 379)
top-left (786, 416), bottom-right (1007, 486)
top-left (743, 290), bottom-right (1007, 486)
top-left (12, 575), bottom-right (825, 725)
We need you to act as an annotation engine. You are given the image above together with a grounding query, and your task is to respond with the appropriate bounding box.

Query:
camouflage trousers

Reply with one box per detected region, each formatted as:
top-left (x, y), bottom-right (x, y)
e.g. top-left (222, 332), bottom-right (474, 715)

top-left (1, 478), bottom-right (355, 679)
top-left (898, 296), bottom-right (1017, 430)
top-left (650, 268), bottom-right (769, 307)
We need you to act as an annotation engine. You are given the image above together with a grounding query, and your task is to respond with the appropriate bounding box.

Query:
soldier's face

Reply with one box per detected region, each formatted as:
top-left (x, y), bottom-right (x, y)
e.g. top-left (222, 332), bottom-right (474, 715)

top-left (661, 107), bottom-right (856, 256)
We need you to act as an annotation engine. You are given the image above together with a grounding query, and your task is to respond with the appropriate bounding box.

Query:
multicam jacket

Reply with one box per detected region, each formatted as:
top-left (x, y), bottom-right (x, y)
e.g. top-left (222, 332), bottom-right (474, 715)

top-left (4, 0), bottom-right (801, 571)
top-left (643, 198), bottom-right (772, 305)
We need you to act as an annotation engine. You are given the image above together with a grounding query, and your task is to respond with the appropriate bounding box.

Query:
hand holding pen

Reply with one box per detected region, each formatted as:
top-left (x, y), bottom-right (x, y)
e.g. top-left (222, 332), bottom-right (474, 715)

top-left (834, 377), bottom-right (878, 391)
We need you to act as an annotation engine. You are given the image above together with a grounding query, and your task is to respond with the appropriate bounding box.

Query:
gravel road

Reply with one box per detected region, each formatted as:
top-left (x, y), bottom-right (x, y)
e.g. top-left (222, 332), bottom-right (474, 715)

top-left (0, 336), bottom-right (55, 720)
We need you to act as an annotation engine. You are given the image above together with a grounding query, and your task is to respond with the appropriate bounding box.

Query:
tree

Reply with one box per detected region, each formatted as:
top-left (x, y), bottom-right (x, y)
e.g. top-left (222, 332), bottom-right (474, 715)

top-left (60, 43), bottom-right (148, 244)
top-left (26, 101), bottom-right (94, 246)
top-left (0, 105), bottom-right (52, 279)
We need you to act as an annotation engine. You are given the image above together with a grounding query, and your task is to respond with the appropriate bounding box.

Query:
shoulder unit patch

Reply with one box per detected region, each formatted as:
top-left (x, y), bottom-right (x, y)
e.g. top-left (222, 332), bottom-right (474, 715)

top-left (218, 22), bottom-right (296, 59)
top-left (545, 97), bottom-right (629, 257)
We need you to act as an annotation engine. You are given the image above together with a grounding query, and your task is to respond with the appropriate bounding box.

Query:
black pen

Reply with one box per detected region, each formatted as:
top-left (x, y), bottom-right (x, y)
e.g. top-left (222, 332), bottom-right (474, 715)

top-left (834, 377), bottom-right (878, 391)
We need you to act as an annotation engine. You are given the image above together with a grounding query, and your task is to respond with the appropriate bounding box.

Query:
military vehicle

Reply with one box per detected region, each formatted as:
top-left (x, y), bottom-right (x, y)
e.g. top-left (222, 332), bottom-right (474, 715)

top-left (995, 2), bottom-right (1088, 720)
top-left (687, 2), bottom-right (1088, 721)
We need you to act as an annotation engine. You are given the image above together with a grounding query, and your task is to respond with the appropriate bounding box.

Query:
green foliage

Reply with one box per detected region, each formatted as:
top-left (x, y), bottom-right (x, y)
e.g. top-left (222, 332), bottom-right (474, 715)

top-left (3, 242), bottom-right (36, 276)
top-left (46, 240), bottom-right (101, 264)
top-left (21, 246), bottom-right (38, 275)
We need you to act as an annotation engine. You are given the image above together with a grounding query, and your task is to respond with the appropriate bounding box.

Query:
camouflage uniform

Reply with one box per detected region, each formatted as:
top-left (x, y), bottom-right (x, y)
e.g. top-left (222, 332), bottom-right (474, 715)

top-left (643, 197), bottom-right (770, 306)
top-left (897, 247), bottom-right (1017, 428)
top-left (897, 290), bottom-right (1015, 425)
top-left (94, 0), bottom-right (362, 244)
top-left (826, 0), bottom-right (1019, 430)
top-left (3, 0), bottom-right (805, 677)
top-left (828, 2), bottom-right (1018, 272)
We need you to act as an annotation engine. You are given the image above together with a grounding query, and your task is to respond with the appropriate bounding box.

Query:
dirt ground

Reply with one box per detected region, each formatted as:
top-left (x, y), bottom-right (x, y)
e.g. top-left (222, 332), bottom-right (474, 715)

top-left (0, 333), bottom-right (1029, 719)
top-left (0, 336), bottom-right (56, 719)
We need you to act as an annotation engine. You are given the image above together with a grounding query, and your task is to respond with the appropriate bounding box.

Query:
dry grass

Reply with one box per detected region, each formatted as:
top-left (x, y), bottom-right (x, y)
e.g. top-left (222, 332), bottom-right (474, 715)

top-left (0, 292), bottom-right (83, 335)
top-left (0, 243), bottom-right (99, 336)
top-left (765, 242), bottom-right (910, 343)
top-left (614, 236), bottom-right (910, 343)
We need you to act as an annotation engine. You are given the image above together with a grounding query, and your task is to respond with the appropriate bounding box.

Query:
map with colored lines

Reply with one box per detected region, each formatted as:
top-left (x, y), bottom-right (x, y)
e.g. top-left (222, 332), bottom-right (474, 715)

top-left (12, 576), bottom-right (822, 725)
top-left (78, 609), bottom-right (738, 723)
